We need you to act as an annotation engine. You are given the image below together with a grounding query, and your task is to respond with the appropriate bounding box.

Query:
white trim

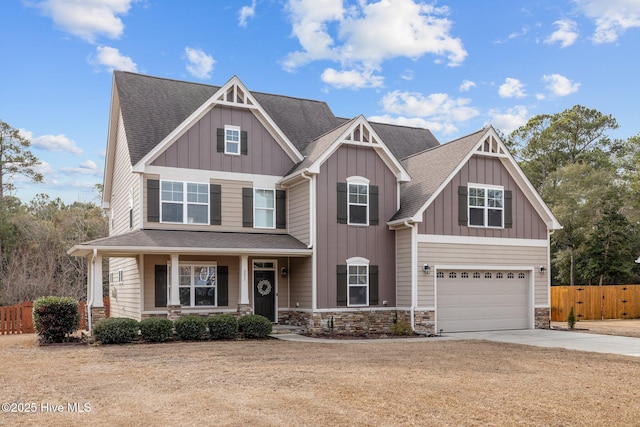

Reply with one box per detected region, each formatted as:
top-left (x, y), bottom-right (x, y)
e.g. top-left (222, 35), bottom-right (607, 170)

top-left (307, 116), bottom-right (411, 182)
top-left (467, 183), bottom-right (504, 228)
top-left (132, 76), bottom-right (304, 171)
top-left (311, 175), bottom-right (318, 310)
top-left (224, 124), bottom-right (241, 155)
top-left (313, 307), bottom-right (398, 313)
top-left (346, 256), bottom-right (370, 265)
top-left (346, 257), bottom-right (370, 307)
top-left (145, 165), bottom-right (282, 188)
top-left (68, 245), bottom-right (313, 258)
top-left (169, 262), bottom-right (218, 308)
top-left (253, 188), bottom-right (276, 229)
top-left (417, 234), bottom-right (548, 247)
top-left (346, 177), bottom-right (369, 226)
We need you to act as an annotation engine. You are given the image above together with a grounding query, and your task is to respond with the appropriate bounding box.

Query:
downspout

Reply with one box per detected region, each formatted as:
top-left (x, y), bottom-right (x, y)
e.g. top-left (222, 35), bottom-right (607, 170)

top-left (301, 170), bottom-right (317, 311)
top-left (404, 221), bottom-right (419, 333)
top-left (87, 249), bottom-right (97, 332)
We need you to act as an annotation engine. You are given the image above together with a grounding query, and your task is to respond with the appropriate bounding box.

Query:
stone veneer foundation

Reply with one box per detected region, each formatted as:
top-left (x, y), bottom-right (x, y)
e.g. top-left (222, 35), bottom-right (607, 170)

top-left (535, 307), bottom-right (551, 329)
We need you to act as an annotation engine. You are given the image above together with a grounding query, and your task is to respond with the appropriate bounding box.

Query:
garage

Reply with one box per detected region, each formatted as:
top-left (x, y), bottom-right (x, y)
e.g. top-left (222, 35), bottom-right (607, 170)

top-left (436, 270), bottom-right (530, 332)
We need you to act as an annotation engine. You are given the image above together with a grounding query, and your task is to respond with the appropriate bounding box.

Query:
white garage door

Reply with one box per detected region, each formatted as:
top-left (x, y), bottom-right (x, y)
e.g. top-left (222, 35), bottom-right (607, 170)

top-left (436, 270), bottom-right (530, 333)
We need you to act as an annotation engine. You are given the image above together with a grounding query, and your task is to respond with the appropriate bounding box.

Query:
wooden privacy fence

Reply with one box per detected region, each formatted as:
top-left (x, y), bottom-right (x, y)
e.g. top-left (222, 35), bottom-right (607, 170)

top-left (0, 297), bottom-right (110, 335)
top-left (0, 302), bottom-right (34, 334)
top-left (551, 285), bottom-right (640, 321)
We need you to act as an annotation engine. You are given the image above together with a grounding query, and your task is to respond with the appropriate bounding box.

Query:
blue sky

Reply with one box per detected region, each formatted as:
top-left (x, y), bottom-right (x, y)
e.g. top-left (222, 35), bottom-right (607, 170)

top-left (2, 0), bottom-right (640, 204)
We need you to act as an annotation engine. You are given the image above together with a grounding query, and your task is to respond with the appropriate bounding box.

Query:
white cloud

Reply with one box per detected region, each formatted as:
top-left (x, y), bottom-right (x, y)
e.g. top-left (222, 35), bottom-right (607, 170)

top-left (185, 47), bottom-right (215, 79)
top-left (94, 45), bottom-right (137, 72)
top-left (61, 159), bottom-right (102, 176)
top-left (574, 0), bottom-right (640, 43)
top-left (542, 73), bottom-right (580, 96)
top-left (34, 0), bottom-right (136, 43)
top-left (488, 106), bottom-right (529, 135)
top-left (31, 134), bottom-right (83, 154)
top-left (401, 69), bottom-right (414, 81)
top-left (321, 67), bottom-right (384, 89)
top-left (283, 0), bottom-right (467, 84)
top-left (368, 114), bottom-right (458, 134)
top-left (545, 19), bottom-right (579, 47)
top-left (239, 0), bottom-right (257, 27)
top-left (498, 78), bottom-right (526, 98)
top-left (459, 80), bottom-right (476, 92)
top-left (372, 90), bottom-right (479, 135)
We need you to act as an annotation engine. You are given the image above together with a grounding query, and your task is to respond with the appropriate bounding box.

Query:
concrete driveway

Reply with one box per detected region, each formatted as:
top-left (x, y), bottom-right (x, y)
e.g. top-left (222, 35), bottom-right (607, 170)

top-left (447, 329), bottom-right (640, 357)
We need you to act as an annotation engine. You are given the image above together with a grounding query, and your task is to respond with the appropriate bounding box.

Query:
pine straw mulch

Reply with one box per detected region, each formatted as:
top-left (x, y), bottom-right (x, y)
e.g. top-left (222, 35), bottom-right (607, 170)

top-left (1, 329), bottom-right (640, 427)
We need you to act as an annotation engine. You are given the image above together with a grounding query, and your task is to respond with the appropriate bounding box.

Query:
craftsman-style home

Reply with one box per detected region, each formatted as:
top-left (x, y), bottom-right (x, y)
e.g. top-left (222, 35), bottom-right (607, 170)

top-left (69, 71), bottom-right (561, 333)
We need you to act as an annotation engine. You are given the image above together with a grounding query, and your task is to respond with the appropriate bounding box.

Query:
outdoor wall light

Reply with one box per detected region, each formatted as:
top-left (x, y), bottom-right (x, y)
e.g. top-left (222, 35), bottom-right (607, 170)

top-left (539, 266), bottom-right (546, 274)
top-left (280, 267), bottom-right (288, 277)
top-left (423, 264), bottom-right (431, 274)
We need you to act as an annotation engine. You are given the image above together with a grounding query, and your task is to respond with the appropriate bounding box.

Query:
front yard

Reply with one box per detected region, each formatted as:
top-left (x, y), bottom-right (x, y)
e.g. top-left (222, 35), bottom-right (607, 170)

top-left (1, 331), bottom-right (639, 426)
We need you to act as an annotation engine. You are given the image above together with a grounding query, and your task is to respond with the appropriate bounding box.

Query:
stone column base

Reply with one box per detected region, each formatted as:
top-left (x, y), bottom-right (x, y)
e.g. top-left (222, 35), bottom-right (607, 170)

top-left (89, 306), bottom-right (107, 330)
top-left (167, 305), bottom-right (182, 321)
top-left (535, 307), bottom-right (551, 329)
top-left (237, 304), bottom-right (252, 317)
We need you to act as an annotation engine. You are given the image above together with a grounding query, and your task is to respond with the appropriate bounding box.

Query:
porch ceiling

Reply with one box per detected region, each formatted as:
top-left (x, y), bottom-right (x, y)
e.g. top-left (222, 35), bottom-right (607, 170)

top-left (68, 229), bottom-right (312, 257)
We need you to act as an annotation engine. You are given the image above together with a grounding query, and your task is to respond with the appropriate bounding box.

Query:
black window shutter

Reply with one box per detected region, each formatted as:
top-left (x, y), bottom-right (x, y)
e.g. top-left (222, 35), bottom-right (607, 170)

top-left (276, 190), bottom-right (286, 229)
top-left (154, 265), bottom-right (167, 307)
top-left (369, 265), bottom-right (379, 306)
top-left (217, 266), bottom-right (228, 306)
top-left (129, 208), bottom-right (133, 229)
top-left (504, 190), bottom-right (513, 229)
top-left (242, 188), bottom-right (253, 228)
top-left (210, 184), bottom-right (222, 225)
top-left (216, 128), bottom-right (224, 152)
top-left (337, 182), bottom-right (347, 224)
top-left (337, 265), bottom-right (347, 306)
top-left (241, 130), bottom-right (248, 155)
top-left (148, 179), bottom-right (160, 222)
top-left (369, 185), bottom-right (379, 226)
top-left (458, 186), bottom-right (468, 226)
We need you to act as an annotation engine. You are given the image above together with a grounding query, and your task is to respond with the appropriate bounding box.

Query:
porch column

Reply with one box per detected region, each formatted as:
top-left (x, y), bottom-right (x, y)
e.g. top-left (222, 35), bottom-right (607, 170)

top-left (238, 255), bottom-right (251, 316)
top-left (167, 253), bottom-right (181, 320)
top-left (92, 254), bottom-right (104, 307)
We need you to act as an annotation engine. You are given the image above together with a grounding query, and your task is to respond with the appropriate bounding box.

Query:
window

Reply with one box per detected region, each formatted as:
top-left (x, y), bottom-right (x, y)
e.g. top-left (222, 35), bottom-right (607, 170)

top-left (347, 263), bottom-right (368, 306)
top-left (468, 185), bottom-right (504, 228)
top-left (473, 272), bottom-right (481, 279)
top-left (118, 270), bottom-right (123, 284)
top-left (496, 272), bottom-right (504, 279)
top-left (109, 272), bottom-right (114, 284)
top-left (518, 272), bottom-right (526, 279)
top-left (436, 271), bottom-right (444, 278)
top-left (254, 189), bottom-right (275, 228)
top-left (448, 272), bottom-right (457, 279)
top-left (507, 272), bottom-right (515, 279)
top-left (348, 183), bottom-right (368, 225)
top-left (484, 272), bottom-right (492, 279)
top-left (224, 125), bottom-right (241, 155)
top-left (461, 272), bottom-right (469, 278)
top-left (160, 180), bottom-right (209, 224)
top-left (177, 264), bottom-right (217, 307)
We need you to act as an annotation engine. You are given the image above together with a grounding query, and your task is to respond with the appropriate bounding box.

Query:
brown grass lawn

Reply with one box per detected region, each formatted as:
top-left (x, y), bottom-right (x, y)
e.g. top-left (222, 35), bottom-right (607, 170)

top-left (1, 331), bottom-right (640, 427)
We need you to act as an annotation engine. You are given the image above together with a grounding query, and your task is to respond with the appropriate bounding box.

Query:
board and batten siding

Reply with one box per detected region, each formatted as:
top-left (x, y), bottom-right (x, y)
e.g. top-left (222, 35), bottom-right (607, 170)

top-left (289, 257), bottom-right (312, 308)
top-left (315, 144), bottom-right (397, 309)
top-left (150, 106), bottom-right (296, 176)
top-left (395, 227), bottom-right (413, 307)
top-left (287, 180), bottom-right (310, 246)
top-left (109, 257), bottom-right (141, 320)
top-left (419, 155), bottom-right (547, 239)
top-left (417, 242), bottom-right (549, 307)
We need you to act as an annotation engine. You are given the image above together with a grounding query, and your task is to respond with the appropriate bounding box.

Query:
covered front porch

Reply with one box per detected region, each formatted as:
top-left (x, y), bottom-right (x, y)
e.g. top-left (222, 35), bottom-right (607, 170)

top-left (68, 229), bottom-right (312, 329)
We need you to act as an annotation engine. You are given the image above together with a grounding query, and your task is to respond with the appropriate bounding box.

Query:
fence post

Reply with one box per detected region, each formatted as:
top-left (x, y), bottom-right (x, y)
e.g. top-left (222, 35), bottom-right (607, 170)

top-left (21, 302), bottom-right (34, 333)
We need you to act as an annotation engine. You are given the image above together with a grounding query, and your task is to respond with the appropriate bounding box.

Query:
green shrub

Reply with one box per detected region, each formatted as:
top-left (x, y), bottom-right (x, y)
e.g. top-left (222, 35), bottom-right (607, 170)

top-left (238, 314), bottom-right (272, 339)
top-left (390, 320), bottom-right (412, 336)
top-left (139, 317), bottom-right (174, 342)
top-left (33, 296), bottom-right (80, 343)
top-left (568, 306), bottom-right (576, 330)
top-left (206, 314), bottom-right (238, 340)
top-left (92, 318), bottom-right (140, 344)
top-left (174, 315), bottom-right (207, 340)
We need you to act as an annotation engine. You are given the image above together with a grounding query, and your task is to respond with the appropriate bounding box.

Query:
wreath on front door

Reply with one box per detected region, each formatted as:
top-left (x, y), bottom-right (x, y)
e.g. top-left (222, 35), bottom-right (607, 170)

top-left (257, 279), bottom-right (272, 296)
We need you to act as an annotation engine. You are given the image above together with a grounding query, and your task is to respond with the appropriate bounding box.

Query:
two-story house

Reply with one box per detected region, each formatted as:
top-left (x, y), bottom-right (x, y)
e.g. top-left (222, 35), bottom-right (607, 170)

top-left (69, 71), bottom-right (561, 334)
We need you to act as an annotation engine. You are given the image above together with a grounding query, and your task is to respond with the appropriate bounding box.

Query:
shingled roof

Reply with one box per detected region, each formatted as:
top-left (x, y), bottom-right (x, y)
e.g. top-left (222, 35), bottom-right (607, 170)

top-left (113, 71), bottom-right (439, 167)
top-left (391, 127), bottom-right (488, 221)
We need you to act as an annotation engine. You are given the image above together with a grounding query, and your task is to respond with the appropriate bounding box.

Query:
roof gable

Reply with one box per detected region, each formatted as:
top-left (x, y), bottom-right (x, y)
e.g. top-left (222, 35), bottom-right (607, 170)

top-left (286, 116), bottom-right (411, 182)
top-left (391, 127), bottom-right (561, 229)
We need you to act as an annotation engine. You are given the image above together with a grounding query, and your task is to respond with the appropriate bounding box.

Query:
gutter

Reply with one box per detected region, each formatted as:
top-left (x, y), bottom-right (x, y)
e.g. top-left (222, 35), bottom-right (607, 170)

top-left (404, 221), bottom-right (419, 334)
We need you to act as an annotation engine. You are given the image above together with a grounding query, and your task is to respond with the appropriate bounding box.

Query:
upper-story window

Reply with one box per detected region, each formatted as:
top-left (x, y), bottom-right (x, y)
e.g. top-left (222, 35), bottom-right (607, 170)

top-left (161, 180), bottom-right (209, 224)
top-left (347, 176), bottom-right (369, 225)
top-left (224, 125), bottom-right (241, 155)
top-left (254, 188), bottom-right (275, 229)
top-left (468, 185), bottom-right (504, 228)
